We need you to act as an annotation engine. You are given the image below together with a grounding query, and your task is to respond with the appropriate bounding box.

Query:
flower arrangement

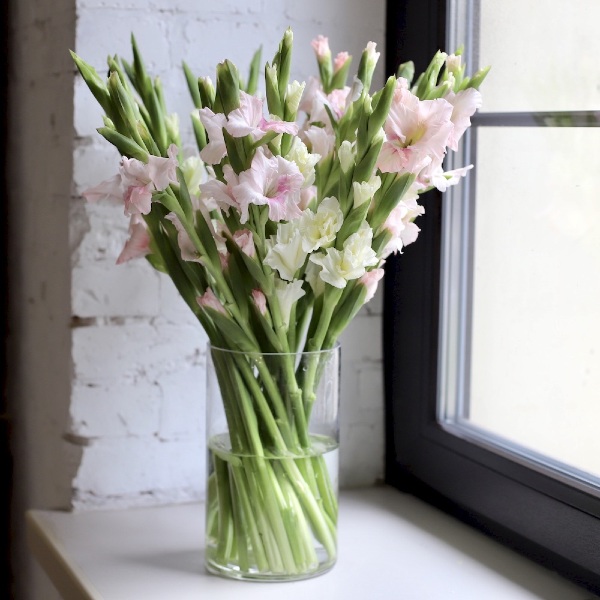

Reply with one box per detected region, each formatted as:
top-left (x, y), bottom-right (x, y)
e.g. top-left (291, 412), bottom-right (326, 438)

top-left (71, 28), bottom-right (487, 580)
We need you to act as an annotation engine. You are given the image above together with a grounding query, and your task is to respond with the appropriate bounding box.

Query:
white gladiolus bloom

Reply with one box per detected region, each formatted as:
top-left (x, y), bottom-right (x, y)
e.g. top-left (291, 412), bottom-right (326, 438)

top-left (305, 260), bottom-right (325, 297)
top-left (352, 175), bottom-right (381, 208)
top-left (310, 221), bottom-right (378, 288)
top-left (285, 138), bottom-right (321, 188)
top-left (344, 221), bottom-right (378, 268)
top-left (275, 278), bottom-right (306, 329)
top-left (181, 155), bottom-right (206, 195)
top-left (264, 222), bottom-right (307, 281)
top-left (299, 196), bottom-right (344, 252)
top-left (285, 80), bottom-right (306, 117)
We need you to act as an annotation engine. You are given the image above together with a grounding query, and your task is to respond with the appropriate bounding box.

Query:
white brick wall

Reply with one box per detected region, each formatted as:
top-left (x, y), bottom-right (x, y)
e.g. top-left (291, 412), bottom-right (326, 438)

top-left (9, 2), bottom-right (386, 597)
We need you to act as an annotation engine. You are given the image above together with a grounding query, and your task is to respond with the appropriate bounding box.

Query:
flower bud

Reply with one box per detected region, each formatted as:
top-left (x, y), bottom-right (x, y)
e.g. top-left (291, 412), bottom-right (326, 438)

top-left (353, 175), bottom-right (381, 208)
top-left (285, 80), bottom-right (306, 120)
top-left (338, 140), bottom-right (355, 173)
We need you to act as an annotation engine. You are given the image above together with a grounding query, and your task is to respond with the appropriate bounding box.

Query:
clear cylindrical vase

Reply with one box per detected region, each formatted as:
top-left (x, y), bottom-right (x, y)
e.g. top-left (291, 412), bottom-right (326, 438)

top-left (205, 343), bottom-right (340, 582)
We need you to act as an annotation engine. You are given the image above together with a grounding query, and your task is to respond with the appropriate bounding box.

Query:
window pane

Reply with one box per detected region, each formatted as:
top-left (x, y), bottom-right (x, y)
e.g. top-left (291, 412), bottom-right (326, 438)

top-left (477, 0), bottom-right (600, 112)
top-left (466, 126), bottom-right (600, 483)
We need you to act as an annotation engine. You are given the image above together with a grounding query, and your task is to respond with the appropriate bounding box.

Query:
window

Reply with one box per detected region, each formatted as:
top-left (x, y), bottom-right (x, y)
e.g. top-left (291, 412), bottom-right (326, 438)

top-left (383, 0), bottom-right (600, 594)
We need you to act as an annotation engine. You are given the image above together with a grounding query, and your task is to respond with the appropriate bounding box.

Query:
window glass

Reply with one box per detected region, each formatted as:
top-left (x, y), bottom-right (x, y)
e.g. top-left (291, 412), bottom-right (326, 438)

top-left (478, 0), bottom-right (600, 112)
top-left (469, 126), bottom-right (600, 481)
top-left (440, 0), bottom-right (600, 492)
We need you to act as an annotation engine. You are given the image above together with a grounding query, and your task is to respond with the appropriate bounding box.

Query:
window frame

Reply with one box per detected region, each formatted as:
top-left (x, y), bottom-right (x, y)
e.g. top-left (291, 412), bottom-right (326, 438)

top-left (383, 0), bottom-right (600, 595)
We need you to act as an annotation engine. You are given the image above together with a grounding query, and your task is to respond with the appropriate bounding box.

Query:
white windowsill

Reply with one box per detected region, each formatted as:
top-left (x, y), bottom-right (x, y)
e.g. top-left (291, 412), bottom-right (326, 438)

top-left (26, 485), bottom-right (594, 600)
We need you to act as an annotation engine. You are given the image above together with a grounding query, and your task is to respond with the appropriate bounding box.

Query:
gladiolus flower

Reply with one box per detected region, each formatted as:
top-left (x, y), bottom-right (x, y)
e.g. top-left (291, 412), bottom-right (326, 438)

top-left (304, 125), bottom-right (336, 158)
top-left (119, 144), bottom-right (179, 216)
top-left (225, 91), bottom-right (298, 140)
top-left (165, 213), bottom-right (201, 263)
top-left (353, 175), bottom-right (381, 209)
top-left (264, 222), bottom-right (307, 281)
top-left (333, 51), bottom-right (350, 73)
top-left (298, 196), bottom-right (343, 252)
top-left (233, 148), bottom-right (304, 223)
top-left (359, 268), bottom-right (385, 303)
top-left (310, 221), bottom-right (378, 288)
top-left (116, 215), bottom-right (152, 264)
top-left (377, 79), bottom-right (454, 176)
top-left (275, 278), bottom-right (306, 330)
top-left (311, 35), bottom-right (331, 61)
top-left (197, 288), bottom-right (227, 315)
top-left (198, 108), bottom-right (228, 164)
top-left (200, 164), bottom-right (241, 214)
top-left (232, 229), bottom-right (256, 258)
top-left (444, 88), bottom-right (483, 151)
top-left (82, 175), bottom-right (123, 204)
top-left (251, 289), bottom-right (268, 316)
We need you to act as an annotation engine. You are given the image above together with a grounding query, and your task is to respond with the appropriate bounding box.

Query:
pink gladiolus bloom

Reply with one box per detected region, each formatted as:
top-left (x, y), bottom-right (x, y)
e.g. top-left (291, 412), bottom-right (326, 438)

top-left (311, 35), bottom-right (331, 60)
top-left (425, 163), bottom-right (474, 192)
top-left (198, 108), bottom-right (228, 164)
top-left (146, 143), bottom-right (179, 190)
top-left (225, 91), bottom-right (298, 140)
top-left (82, 174), bottom-right (123, 204)
top-left (122, 180), bottom-right (154, 216)
top-left (200, 164), bottom-right (241, 214)
top-left (298, 76), bottom-right (321, 115)
top-left (328, 88), bottom-right (351, 119)
top-left (304, 125), bottom-right (335, 158)
top-left (165, 213), bottom-right (201, 263)
top-left (251, 289), bottom-right (268, 316)
top-left (299, 76), bottom-right (351, 130)
top-left (359, 268), bottom-right (385, 302)
top-left (233, 148), bottom-right (304, 223)
top-left (299, 186), bottom-right (317, 211)
top-left (333, 51), bottom-right (350, 73)
top-left (116, 215), bottom-right (151, 264)
top-left (445, 88), bottom-right (483, 151)
top-left (381, 198), bottom-right (425, 257)
top-left (232, 229), bottom-right (256, 258)
top-left (377, 80), bottom-right (454, 175)
top-left (197, 288), bottom-right (227, 315)
top-left (119, 144), bottom-right (179, 216)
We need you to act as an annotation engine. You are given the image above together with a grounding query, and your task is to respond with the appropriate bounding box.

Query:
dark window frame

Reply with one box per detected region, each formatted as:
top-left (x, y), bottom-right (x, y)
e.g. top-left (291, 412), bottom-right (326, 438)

top-left (383, 1), bottom-right (600, 595)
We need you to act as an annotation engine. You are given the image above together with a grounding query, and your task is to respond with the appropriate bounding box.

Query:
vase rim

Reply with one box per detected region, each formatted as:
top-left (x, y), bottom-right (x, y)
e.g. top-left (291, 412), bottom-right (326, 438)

top-left (208, 341), bottom-right (341, 357)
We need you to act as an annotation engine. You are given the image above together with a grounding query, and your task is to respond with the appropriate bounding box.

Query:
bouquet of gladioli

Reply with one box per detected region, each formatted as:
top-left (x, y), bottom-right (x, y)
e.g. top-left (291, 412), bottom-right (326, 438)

top-left (71, 28), bottom-right (487, 579)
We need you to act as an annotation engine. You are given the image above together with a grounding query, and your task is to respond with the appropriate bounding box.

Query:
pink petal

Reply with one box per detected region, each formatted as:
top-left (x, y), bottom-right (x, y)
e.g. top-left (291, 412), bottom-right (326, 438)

top-left (311, 35), bottom-right (331, 60)
top-left (251, 289), bottom-right (267, 315)
top-left (116, 216), bottom-right (151, 264)
top-left (82, 175), bottom-right (123, 204)
top-left (198, 108), bottom-right (228, 164)
top-left (124, 183), bottom-right (154, 216)
top-left (197, 288), bottom-right (227, 315)
top-left (225, 91), bottom-right (263, 137)
top-left (359, 268), bottom-right (385, 302)
top-left (147, 143), bottom-right (179, 190)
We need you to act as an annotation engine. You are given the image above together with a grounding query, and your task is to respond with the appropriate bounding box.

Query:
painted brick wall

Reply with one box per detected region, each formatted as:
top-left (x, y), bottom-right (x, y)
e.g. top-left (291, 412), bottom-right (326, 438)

top-left (69, 0), bottom-right (388, 510)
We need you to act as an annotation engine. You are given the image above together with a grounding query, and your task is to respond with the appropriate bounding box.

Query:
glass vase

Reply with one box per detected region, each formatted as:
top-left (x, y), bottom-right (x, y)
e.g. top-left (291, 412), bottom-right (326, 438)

top-left (204, 343), bottom-right (340, 582)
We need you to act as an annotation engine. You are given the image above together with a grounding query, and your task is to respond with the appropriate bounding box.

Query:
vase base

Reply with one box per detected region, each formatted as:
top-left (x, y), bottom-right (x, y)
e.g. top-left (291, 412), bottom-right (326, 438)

top-left (205, 553), bottom-right (336, 582)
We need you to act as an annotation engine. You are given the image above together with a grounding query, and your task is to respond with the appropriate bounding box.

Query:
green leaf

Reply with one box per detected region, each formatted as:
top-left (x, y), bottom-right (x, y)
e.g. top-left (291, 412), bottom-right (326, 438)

top-left (396, 60), bottom-right (415, 84)
top-left (330, 55), bottom-right (352, 90)
top-left (335, 201), bottom-right (371, 249)
top-left (216, 59), bottom-right (241, 115)
top-left (369, 172), bottom-right (416, 232)
top-left (246, 46), bottom-right (262, 95)
top-left (96, 126), bottom-right (149, 161)
top-left (183, 61), bottom-right (202, 108)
